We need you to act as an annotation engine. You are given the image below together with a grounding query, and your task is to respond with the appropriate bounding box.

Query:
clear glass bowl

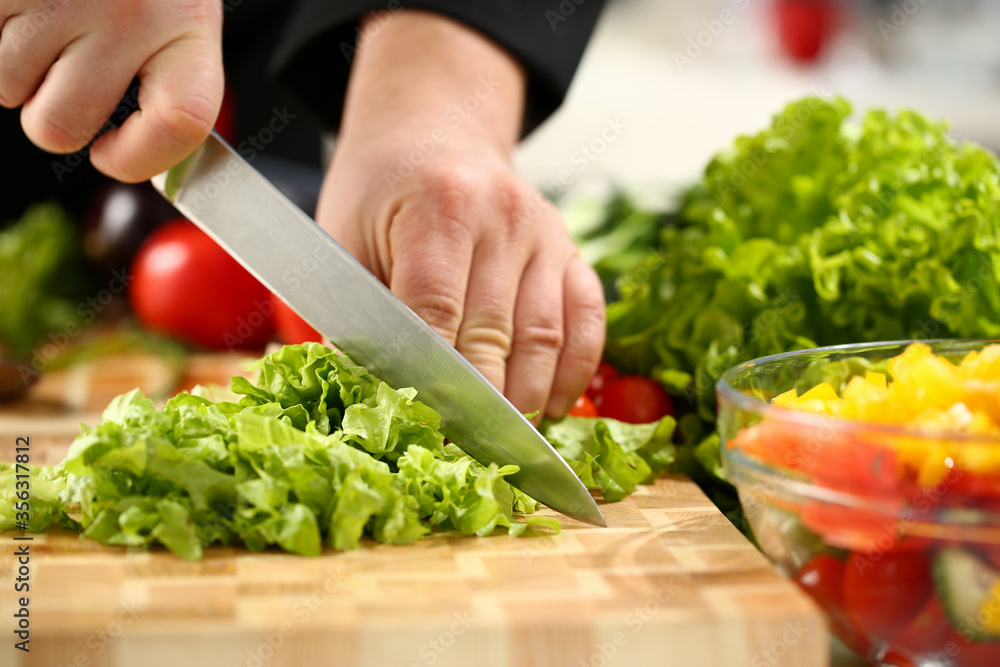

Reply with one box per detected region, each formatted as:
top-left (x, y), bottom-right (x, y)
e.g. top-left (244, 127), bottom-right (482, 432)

top-left (717, 340), bottom-right (1000, 667)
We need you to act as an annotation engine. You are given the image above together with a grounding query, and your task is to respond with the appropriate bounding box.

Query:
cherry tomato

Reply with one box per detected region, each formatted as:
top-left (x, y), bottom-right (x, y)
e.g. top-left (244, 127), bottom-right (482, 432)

top-left (795, 554), bottom-right (844, 611)
top-left (946, 628), bottom-right (1000, 667)
top-left (843, 550), bottom-right (932, 643)
top-left (593, 375), bottom-right (674, 424)
top-left (881, 595), bottom-right (953, 666)
top-left (568, 394), bottom-right (599, 418)
top-left (270, 293), bottom-right (322, 344)
top-left (585, 362), bottom-right (618, 398)
top-left (130, 218), bottom-right (274, 350)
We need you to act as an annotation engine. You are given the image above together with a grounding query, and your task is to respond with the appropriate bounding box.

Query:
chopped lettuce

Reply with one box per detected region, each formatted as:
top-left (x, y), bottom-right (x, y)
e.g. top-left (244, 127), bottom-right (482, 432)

top-left (2, 343), bottom-right (672, 558)
top-left (1, 343), bottom-right (569, 558)
top-left (541, 415), bottom-right (676, 502)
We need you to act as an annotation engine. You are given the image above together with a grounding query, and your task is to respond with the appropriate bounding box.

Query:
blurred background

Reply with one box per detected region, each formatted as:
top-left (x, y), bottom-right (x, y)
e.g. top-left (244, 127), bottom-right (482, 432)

top-left (518, 0), bottom-right (1000, 203)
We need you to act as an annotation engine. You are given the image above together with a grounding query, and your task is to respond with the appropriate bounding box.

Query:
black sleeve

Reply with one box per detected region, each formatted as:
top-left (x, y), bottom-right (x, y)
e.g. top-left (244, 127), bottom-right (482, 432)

top-left (269, 0), bottom-right (605, 135)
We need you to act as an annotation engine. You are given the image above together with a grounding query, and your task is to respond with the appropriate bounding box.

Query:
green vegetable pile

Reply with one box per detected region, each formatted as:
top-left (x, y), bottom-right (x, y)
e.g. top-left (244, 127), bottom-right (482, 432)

top-left (0, 203), bottom-right (92, 356)
top-left (1, 343), bottom-right (674, 559)
top-left (601, 96), bottom-right (1000, 522)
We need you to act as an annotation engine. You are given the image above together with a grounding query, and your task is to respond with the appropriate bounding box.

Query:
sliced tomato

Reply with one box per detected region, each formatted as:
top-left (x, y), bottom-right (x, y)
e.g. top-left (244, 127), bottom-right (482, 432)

top-left (568, 394), bottom-right (599, 418)
top-left (843, 550), bottom-right (933, 643)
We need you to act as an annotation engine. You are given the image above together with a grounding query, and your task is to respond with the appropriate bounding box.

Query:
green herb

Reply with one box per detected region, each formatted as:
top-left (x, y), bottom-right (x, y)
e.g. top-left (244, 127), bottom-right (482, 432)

top-left (0, 203), bottom-right (92, 355)
top-left (602, 96), bottom-right (1000, 518)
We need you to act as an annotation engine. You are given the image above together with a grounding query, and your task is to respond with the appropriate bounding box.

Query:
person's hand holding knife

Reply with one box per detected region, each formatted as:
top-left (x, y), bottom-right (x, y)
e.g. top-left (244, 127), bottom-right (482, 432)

top-left (0, 1), bottom-right (606, 420)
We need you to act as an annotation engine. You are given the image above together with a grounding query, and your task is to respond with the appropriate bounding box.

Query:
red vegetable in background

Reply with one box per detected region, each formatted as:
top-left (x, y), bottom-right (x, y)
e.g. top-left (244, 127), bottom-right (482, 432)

top-left (593, 375), bottom-right (674, 424)
top-left (271, 293), bottom-right (322, 345)
top-left (568, 394), bottom-right (599, 418)
top-left (586, 362), bottom-right (618, 399)
top-left (130, 218), bottom-right (273, 350)
top-left (842, 550), bottom-right (932, 643)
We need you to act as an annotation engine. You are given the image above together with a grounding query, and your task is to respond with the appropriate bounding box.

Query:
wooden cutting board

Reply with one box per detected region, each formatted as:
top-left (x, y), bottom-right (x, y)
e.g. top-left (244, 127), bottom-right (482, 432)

top-left (0, 352), bottom-right (827, 667)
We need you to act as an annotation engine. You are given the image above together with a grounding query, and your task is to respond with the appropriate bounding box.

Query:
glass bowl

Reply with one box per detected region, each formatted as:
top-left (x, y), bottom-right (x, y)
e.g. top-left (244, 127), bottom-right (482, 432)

top-left (717, 340), bottom-right (1000, 667)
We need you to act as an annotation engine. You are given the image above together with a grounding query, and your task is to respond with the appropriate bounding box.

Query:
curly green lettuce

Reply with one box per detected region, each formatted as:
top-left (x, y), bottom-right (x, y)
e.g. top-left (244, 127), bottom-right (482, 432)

top-left (1, 343), bottom-right (566, 559)
top-left (604, 96), bottom-right (1000, 507)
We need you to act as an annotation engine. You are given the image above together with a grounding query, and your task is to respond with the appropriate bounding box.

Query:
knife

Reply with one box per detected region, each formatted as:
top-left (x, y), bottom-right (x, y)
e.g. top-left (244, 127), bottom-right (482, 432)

top-left (150, 132), bottom-right (605, 527)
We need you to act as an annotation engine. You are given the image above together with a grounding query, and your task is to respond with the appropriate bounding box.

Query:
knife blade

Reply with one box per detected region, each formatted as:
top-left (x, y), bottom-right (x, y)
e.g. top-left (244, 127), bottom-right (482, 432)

top-left (151, 132), bottom-right (605, 527)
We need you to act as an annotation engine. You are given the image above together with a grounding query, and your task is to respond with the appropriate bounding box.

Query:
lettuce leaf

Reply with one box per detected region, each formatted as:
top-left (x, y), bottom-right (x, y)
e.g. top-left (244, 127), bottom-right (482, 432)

top-left (0, 343), bottom-right (564, 559)
top-left (541, 415), bottom-right (676, 502)
top-left (603, 96), bottom-right (1000, 520)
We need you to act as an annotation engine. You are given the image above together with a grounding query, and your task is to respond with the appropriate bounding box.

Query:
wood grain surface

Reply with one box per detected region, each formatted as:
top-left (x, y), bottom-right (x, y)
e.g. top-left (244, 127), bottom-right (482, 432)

top-left (0, 353), bottom-right (827, 667)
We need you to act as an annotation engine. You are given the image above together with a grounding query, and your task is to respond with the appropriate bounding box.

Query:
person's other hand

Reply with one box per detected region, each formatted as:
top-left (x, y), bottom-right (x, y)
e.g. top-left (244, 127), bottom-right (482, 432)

top-left (318, 10), bottom-right (605, 420)
top-left (0, 0), bottom-right (224, 181)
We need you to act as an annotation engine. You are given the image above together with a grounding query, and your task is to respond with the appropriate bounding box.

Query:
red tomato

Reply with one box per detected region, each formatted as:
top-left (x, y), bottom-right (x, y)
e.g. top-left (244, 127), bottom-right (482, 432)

top-left (568, 394), bottom-right (599, 418)
top-left (774, 0), bottom-right (837, 63)
top-left (886, 595), bottom-right (953, 665)
top-left (843, 550), bottom-right (933, 643)
top-left (130, 218), bottom-right (274, 349)
top-left (270, 293), bottom-right (322, 344)
top-left (795, 554), bottom-right (844, 611)
top-left (585, 362), bottom-right (618, 398)
top-left (593, 375), bottom-right (674, 424)
top-left (946, 629), bottom-right (1000, 667)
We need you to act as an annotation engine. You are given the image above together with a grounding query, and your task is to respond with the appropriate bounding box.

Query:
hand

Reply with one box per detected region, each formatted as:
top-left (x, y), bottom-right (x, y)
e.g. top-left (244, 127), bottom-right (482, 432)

top-left (0, 0), bottom-right (224, 181)
top-left (318, 10), bottom-right (605, 420)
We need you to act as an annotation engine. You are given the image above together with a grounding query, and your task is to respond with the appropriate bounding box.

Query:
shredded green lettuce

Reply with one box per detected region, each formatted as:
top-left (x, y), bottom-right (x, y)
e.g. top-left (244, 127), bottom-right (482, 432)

top-left (603, 96), bottom-right (1000, 518)
top-left (541, 415), bottom-right (676, 502)
top-left (1, 343), bottom-right (572, 558)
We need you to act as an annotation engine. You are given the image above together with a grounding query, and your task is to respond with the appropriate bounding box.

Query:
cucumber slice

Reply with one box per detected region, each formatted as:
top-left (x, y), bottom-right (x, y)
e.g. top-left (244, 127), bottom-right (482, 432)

top-left (934, 548), bottom-right (1000, 642)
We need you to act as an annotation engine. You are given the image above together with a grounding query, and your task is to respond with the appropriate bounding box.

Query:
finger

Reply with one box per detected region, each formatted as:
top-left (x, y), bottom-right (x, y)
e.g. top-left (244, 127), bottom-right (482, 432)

top-left (386, 198), bottom-right (475, 347)
top-left (89, 33), bottom-right (223, 182)
top-left (0, 5), bottom-right (72, 109)
top-left (545, 257), bottom-right (606, 419)
top-left (504, 254), bottom-right (566, 418)
top-left (454, 237), bottom-right (526, 396)
top-left (19, 32), bottom-right (141, 153)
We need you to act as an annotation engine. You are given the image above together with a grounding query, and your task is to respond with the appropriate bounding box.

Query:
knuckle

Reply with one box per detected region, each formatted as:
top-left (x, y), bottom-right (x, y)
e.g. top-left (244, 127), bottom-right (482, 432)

top-left (458, 315), bottom-right (514, 360)
top-left (22, 110), bottom-right (89, 153)
top-left (516, 315), bottom-right (565, 356)
top-left (419, 167), bottom-right (477, 214)
top-left (152, 93), bottom-right (217, 147)
top-left (411, 290), bottom-right (464, 341)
